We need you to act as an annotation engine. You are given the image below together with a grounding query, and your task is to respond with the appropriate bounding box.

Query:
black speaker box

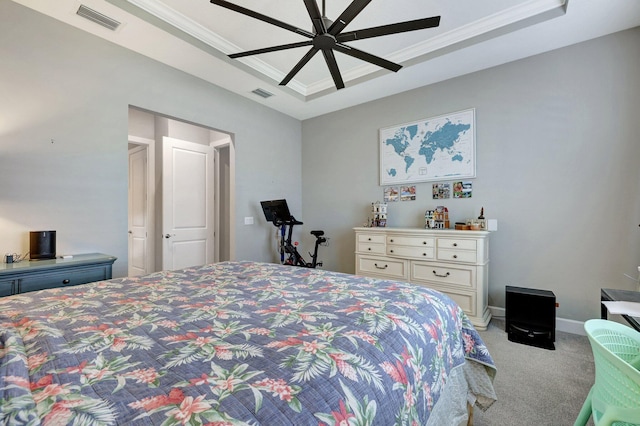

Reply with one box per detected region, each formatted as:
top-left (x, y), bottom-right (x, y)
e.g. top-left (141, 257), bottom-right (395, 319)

top-left (505, 286), bottom-right (556, 350)
top-left (30, 230), bottom-right (56, 260)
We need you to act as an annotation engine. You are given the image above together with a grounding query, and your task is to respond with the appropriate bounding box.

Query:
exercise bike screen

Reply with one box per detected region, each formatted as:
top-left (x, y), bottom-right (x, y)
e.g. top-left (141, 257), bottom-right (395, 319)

top-left (260, 199), bottom-right (292, 222)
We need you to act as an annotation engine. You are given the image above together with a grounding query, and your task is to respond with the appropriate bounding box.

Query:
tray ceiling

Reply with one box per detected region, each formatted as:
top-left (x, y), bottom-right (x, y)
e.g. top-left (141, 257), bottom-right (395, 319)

top-left (11, 0), bottom-right (640, 119)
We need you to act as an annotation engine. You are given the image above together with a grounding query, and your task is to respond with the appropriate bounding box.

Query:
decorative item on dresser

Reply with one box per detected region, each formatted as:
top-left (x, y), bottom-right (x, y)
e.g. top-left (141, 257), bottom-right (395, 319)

top-left (0, 253), bottom-right (116, 297)
top-left (354, 227), bottom-right (491, 330)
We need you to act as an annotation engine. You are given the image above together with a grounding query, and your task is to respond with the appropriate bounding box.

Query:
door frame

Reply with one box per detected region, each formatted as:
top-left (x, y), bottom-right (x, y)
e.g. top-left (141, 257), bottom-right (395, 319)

top-left (128, 135), bottom-right (155, 274)
top-left (127, 107), bottom-right (236, 272)
top-left (210, 135), bottom-right (236, 262)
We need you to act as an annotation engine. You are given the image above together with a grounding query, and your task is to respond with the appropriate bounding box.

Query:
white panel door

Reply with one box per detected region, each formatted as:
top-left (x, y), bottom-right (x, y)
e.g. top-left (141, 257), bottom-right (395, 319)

top-left (128, 146), bottom-right (149, 276)
top-left (162, 136), bottom-right (214, 270)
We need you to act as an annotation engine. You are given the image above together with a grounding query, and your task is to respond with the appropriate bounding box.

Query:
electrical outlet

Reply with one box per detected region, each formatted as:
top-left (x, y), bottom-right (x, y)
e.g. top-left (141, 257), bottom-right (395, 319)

top-left (244, 216), bottom-right (254, 225)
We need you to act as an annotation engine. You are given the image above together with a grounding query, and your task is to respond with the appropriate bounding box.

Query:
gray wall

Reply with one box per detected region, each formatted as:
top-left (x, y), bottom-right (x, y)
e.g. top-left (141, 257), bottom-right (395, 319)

top-left (2, 0), bottom-right (639, 323)
top-left (0, 1), bottom-right (301, 277)
top-left (301, 27), bottom-right (640, 322)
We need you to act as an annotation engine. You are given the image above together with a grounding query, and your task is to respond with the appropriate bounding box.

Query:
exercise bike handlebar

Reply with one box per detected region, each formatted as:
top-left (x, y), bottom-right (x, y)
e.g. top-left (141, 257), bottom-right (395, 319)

top-left (273, 216), bottom-right (303, 226)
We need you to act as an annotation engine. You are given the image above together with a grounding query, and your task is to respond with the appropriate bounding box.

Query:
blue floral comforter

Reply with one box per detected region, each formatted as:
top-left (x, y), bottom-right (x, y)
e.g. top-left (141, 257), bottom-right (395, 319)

top-left (0, 261), bottom-right (495, 425)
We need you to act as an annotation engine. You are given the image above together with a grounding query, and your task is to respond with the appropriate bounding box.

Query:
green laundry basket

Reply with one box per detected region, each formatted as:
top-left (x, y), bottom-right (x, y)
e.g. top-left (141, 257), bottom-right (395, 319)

top-left (574, 319), bottom-right (640, 426)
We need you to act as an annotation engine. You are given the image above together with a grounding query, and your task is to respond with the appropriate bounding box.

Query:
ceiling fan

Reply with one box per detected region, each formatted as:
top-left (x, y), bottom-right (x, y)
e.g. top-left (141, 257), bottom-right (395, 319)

top-left (210, 0), bottom-right (441, 90)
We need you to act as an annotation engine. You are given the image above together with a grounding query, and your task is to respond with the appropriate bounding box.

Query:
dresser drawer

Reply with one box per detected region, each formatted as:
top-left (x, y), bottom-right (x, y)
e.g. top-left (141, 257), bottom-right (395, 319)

top-left (354, 227), bottom-right (491, 330)
top-left (411, 262), bottom-right (476, 289)
top-left (387, 236), bottom-right (435, 248)
top-left (437, 249), bottom-right (477, 263)
top-left (356, 255), bottom-right (407, 280)
top-left (437, 238), bottom-right (476, 251)
top-left (387, 245), bottom-right (434, 260)
top-left (18, 266), bottom-right (109, 294)
top-left (0, 279), bottom-right (15, 297)
top-left (357, 242), bottom-right (386, 255)
top-left (416, 282), bottom-right (477, 316)
top-left (357, 234), bottom-right (385, 244)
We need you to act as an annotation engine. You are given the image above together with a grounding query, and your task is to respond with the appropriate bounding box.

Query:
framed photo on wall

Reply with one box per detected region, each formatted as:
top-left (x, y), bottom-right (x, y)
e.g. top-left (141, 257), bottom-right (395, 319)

top-left (379, 108), bottom-right (476, 185)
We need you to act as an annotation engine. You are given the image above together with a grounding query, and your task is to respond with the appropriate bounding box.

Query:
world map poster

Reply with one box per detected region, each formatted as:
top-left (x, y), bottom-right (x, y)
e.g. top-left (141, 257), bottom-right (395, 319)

top-left (379, 108), bottom-right (475, 185)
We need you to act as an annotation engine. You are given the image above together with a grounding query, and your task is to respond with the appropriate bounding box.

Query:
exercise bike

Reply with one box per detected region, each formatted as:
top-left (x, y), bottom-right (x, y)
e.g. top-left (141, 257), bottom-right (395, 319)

top-left (260, 199), bottom-right (327, 268)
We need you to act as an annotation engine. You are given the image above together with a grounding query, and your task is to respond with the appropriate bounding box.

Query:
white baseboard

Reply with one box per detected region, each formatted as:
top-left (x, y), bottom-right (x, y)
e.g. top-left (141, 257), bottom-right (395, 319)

top-left (488, 306), bottom-right (586, 336)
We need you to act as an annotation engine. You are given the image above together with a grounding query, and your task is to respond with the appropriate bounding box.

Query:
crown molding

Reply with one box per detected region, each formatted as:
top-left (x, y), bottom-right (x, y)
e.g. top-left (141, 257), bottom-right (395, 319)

top-left (391, 0), bottom-right (567, 63)
top-left (126, 0), bottom-right (566, 97)
top-left (126, 0), bottom-right (308, 95)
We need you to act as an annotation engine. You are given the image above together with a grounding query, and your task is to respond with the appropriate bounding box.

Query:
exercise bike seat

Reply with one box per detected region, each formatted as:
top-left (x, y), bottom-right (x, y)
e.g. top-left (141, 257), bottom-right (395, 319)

top-left (310, 230), bottom-right (325, 237)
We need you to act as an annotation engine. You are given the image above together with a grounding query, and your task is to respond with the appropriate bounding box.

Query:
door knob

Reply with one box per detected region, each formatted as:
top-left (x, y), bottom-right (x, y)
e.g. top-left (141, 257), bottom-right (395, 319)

top-left (165, 234), bottom-right (172, 239)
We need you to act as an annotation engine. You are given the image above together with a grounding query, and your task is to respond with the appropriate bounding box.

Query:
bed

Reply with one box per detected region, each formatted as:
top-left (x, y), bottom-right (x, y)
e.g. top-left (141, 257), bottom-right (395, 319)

top-left (0, 261), bottom-right (496, 425)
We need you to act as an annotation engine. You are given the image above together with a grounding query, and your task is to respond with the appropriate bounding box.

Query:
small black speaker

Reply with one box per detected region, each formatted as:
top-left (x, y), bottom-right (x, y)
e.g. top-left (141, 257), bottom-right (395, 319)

top-left (506, 286), bottom-right (556, 350)
top-left (30, 230), bottom-right (56, 260)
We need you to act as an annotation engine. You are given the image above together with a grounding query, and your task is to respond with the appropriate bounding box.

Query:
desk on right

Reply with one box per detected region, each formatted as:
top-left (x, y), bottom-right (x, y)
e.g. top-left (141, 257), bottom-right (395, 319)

top-left (600, 288), bottom-right (640, 332)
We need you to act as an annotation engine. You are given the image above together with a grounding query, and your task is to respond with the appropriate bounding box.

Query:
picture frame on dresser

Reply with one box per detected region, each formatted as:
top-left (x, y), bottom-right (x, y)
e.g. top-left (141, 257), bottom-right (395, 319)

top-left (354, 227), bottom-right (491, 330)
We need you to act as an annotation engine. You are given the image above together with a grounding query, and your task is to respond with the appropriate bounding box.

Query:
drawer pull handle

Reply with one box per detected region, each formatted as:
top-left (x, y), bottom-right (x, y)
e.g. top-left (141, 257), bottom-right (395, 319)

top-left (453, 243), bottom-right (458, 247)
top-left (389, 250), bottom-right (394, 253)
top-left (422, 253), bottom-right (427, 256)
top-left (368, 238), bottom-right (371, 241)
top-left (62, 279), bottom-right (71, 284)
top-left (368, 248), bottom-right (371, 251)
top-left (423, 241), bottom-right (427, 245)
top-left (433, 271), bottom-right (450, 278)
top-left (390, 239), bottom-right (394, 242)
top-left (374, 263), bottom-right (388, 270)
top-left (453, 255), bottom-right (458, 259)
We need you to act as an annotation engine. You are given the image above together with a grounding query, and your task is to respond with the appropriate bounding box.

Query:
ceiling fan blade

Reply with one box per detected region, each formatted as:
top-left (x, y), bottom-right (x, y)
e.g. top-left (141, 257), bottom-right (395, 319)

top-left (322, 49), bottom-right (345, 89)
top-left (337, 16), bottom-right (441, 42)
top-left (280, 47), bottom-right (320, 86)
top-left (334, 43), bottom-right (401, 72)
top-left (210, 0), bottom-right (314, 38)
top-left (303, 0), bottom-right (326, 34)
top-left (328, 0), bottom-right (372, 36)
top-left (229, 41), bottom-right (313, 59)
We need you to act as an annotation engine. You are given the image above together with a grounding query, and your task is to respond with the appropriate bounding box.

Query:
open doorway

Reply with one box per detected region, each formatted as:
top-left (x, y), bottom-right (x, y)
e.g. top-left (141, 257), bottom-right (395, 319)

top-left (128, 136), bottom-right (154, 276)
top-left (127, 107), bottom-right (235, 275)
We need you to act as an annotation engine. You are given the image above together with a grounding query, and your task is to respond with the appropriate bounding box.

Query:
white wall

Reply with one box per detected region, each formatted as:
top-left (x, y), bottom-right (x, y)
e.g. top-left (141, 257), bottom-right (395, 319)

top-left (301, 27), bottom-right (640, 323)
top-left (0, 1), bottom-right (301, 277)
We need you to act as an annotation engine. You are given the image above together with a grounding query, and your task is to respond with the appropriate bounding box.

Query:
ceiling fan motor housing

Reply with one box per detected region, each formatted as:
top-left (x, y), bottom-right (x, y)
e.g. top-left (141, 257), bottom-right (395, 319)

top-left (314, 33), bottom-right (337, 49)
top-left (319, 16), bottom-right (334, 32)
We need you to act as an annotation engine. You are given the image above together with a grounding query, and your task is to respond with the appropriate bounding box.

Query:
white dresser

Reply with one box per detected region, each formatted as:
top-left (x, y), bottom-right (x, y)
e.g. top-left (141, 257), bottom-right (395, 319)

top-left (354, 227), bottom-right (491, 330)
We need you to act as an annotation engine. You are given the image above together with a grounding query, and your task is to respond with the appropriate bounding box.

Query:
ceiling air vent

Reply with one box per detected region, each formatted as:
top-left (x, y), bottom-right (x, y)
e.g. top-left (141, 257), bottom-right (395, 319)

top-left (76, 5), bottom-right (121, 31)
top-left (251, 88), bottom-right (274, 99)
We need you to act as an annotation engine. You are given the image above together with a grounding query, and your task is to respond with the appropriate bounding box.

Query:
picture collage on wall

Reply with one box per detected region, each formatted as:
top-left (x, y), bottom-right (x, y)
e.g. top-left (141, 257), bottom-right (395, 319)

top-left (433, 183), bottom-right (450, 199)
top-left (433, 181), bottom-right (473, 199)
top-left (384, 185), bottom-right (416, 202)
top-left (453, 181), bottom-right (473, 198)
top-left (384, 181), bottom-right (474, 202)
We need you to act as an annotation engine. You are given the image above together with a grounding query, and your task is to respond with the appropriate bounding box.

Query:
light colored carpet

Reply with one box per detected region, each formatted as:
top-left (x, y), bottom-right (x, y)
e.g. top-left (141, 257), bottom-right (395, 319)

top-left (473, 318), bottom-right (595, 426)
